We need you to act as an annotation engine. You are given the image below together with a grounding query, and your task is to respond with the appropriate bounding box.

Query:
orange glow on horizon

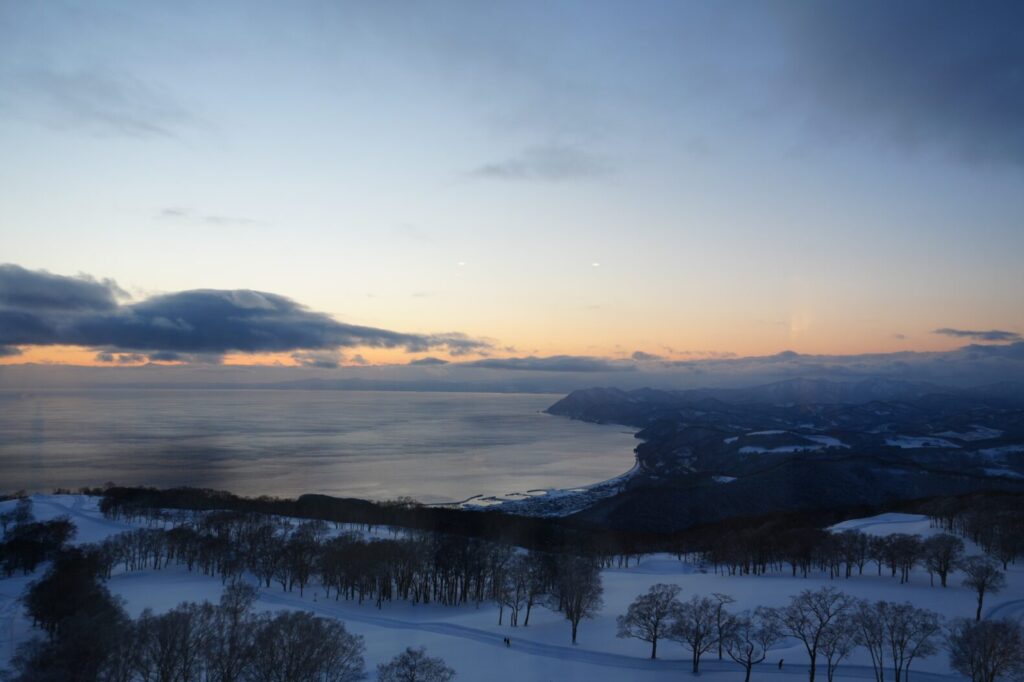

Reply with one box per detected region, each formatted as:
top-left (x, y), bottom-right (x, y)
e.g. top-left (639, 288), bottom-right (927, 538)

top-left (0, 334), bottom-right (982, 369)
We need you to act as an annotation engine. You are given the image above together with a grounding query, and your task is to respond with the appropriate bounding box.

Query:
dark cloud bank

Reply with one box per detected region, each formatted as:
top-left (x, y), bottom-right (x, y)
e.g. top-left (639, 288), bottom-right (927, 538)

top-left (0, 264), bottom-right (490, 362)
top-left (3, 263), bottom-right (1023, 393)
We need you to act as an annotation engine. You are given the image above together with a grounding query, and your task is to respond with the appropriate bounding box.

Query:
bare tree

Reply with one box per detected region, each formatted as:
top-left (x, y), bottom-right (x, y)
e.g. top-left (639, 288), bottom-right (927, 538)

top-left (493, 548), bottom-right (528, 622)
top-left (488, 544), bottom-right (514, 623)
top-left (245, 611), bottom-right (364, 682)
top-left (135, 602), bottom-right (213, 682)
top-left (869, 536), bottom-right (887, 576)
top-left (852, 600), bottom-right (888, 682)
top-left (285, 529), bottom-right (320, 597)
top-left (833, 530), bottom-right (869, 578)
top-left (521, 552), bottom-right (549, 627)
top-left (884, 602), bottom-right (942, 682)
top-left (245, 524), bottom-right (283, 588)
top-left (768, 587), bottom-right (854, 682)
top-left (947, 618), bottom-right (1024, 682)
top-left (205, 582), bottom-right (258, 682)
top-left (853, 599), bottom-right (945, 682)
top-left (890, 535), bottom-right (922, 585)
top-left (712, 592), bottom-right (736, 659)
top-left (548, 555), bottom-right (603, 644)
top-left (668, 595), bottom-right (719, 674)
top-left (616, 583), bottom-right (681, 659)
top-left (922, 534), bottom-right (964, 588)
top-left (377, 646), bottom-right (455, 682)
top-left (960, 556), bottom-right (1006, 621)
top-left (820, 616), bottom-right (856, 682)
top-left (723, 608), bottom-right (782, 682)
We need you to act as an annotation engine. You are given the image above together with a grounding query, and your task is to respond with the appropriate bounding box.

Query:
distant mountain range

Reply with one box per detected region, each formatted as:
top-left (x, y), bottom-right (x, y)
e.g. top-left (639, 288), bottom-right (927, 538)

top-left (547, 379), bottom-right (1024, 418)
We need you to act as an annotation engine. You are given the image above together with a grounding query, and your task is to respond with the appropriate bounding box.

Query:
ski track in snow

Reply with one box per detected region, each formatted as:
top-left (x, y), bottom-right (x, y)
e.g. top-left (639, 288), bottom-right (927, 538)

top-left (986, 598), bottom-right (1024, 622)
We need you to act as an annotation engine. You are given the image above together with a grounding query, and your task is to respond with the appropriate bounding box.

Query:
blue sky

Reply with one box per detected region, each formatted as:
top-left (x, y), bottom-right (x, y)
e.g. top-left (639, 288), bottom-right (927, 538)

top-left (1, 0), bottom-right (1022, 371)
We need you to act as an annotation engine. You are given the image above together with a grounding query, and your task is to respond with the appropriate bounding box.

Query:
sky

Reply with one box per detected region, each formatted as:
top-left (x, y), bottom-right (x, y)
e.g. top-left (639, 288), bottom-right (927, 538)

top-left (1, 0), bottom-right (1023, 382)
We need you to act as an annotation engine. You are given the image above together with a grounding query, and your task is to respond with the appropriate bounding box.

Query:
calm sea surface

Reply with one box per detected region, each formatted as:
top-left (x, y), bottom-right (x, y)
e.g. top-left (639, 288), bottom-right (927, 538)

top-left (0, 389), bottom-right (637, 503)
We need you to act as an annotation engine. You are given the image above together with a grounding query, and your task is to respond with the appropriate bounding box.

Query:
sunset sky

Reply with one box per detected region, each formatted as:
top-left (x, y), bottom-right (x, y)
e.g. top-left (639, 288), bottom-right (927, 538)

top-left (2, 1), bottom-right (1022, 371)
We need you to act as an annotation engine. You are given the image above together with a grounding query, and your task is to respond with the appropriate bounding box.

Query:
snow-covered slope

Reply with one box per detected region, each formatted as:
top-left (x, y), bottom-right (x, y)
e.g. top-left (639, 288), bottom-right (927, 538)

top-left (4, 495), bottom-right (1021, 681)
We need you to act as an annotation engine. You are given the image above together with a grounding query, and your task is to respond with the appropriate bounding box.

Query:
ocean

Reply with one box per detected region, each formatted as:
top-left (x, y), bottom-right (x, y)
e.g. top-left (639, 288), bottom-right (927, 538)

top-left (0, 389), bottom-right (637, 504)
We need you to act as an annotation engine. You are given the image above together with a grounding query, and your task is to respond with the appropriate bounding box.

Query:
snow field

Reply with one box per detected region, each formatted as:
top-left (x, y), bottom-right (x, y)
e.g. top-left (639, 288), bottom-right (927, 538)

top-left (4, 495), bottom-right (1022, 681)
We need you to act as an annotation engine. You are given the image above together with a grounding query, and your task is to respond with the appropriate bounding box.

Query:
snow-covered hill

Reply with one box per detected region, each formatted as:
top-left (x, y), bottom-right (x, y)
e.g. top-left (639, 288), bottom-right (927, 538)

top-left (3, 495), bottom-right (1021, 681)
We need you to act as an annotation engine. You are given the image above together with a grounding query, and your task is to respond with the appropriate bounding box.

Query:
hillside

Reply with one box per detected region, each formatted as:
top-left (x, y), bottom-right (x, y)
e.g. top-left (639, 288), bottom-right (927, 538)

top-left (545, 380), bottom-right (1024, 532)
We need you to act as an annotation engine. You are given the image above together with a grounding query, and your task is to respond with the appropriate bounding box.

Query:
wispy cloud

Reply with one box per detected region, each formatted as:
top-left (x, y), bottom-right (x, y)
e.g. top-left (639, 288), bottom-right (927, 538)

top-left (933, 328), bottom-right (1021, 343)
top-left (409, 357), bottom-right (449, 366)
top-left (158, 208), bottom-right (262, 227)
top-left (95, 351), bottom-right (146, 365)
top-left (291, 349), bottom-right (344, 369)
top-left (470, 145), bottom-right (612, 181)
top-left (1, 67), bottom-right (200, 139)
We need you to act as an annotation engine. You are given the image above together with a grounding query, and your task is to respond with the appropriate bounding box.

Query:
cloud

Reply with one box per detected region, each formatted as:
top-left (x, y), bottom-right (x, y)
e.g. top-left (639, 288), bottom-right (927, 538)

top-left (147, 350), bottom-right (189, 363)
top-left (462, 355), bottom-right (634, 372)
top-left (409, 357), bottom-right (449, 366)
top-left (0, 264), bottom-right (492, 360)
top-left (291, 349), bottom-right (344, 369)
top-left (1, 67), bottom-right (198, 138)
top-left (0, 264), bottom-right (125, 311)
top-left (631, 351), bottom-right (664, 361)
top-left (959, 342), bottom-right (1024, 361)
top-left (0, 345), bottom-right (22, 358)
top-left (470, 145), bottom-right (612, 181)
top-left (159, 208), bottom-right (261, 227)
top-left (428, 332), bottom-right (492, 357)
top-left (9, 341), bottom-right (1024, 392)
top-left (94, 349), bottom-right (210, 365)
top-left (780, 1), bottom-right (1024, 166)
top-left (95, 351), bottom-right (147, 365)
top-left (933, 328), bottom-right (1021, 343)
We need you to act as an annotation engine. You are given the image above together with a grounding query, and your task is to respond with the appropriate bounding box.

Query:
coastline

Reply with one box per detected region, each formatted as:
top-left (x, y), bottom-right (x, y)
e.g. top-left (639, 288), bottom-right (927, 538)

top-left (453, 461), bottom-right (641, 517)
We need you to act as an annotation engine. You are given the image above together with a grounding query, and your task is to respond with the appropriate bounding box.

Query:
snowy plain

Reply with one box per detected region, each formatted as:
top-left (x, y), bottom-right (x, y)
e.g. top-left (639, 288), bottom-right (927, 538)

top-left (2, 495), bottom-right (1022, 681)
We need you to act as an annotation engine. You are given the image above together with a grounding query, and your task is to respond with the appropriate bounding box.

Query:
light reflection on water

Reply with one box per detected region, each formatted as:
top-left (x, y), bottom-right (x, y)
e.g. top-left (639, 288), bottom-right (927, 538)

top-left (0, 389), bottom-right (637, 503)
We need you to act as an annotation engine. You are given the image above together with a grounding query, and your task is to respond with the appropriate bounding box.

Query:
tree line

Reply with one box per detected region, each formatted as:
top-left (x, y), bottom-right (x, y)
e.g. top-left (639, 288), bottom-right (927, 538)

top-left (0, 498), bottom-right (75, 577)
top-left (93, 485), bottom-right (1024, 567)
top-left (617, 584), bottom-right (1024, 682)
top-left (3, 508), bottom-right (459, 682)
top-left (89, 504), bottom-right (608, 644)
top-left (12, 549), bottom-right (457, 681)
top-left (684, 522), bottom-right (1019, 590)
top-left (94, 486), bottom-right (656, 559)
top-left (920, 495), bottom-right (1024, 570)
